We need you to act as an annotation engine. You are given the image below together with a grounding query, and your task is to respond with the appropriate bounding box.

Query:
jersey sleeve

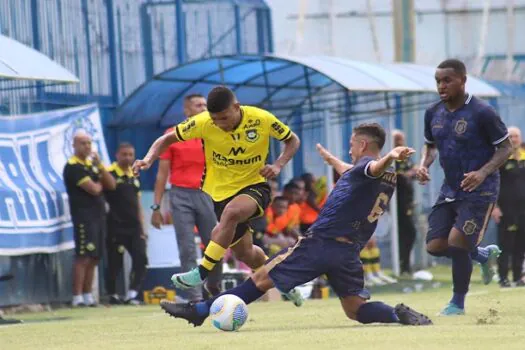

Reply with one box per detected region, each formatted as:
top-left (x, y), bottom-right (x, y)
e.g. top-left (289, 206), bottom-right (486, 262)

top-left (173, 113), bottom-right (207, 141)
top-left (355, 156), bottom-right (381, 179)
top-left (480, 106), bottom-right (509, 145)
top-left (264, 110), bottom-right (292, 141)
top-left (423, 109), bottom-right (434, 144)
top-left (66, 164), bottom-right (91, 186)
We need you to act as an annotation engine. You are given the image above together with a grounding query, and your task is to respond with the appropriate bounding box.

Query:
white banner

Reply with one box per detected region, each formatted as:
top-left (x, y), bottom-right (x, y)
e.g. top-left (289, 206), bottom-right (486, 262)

top-left (0, 104), bottom-right (109, 255)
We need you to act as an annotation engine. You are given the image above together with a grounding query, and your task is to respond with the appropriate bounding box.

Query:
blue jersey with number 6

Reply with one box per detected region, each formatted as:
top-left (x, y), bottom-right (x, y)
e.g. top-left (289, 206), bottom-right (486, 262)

top-left (309, 156), bottom-right (397, 248)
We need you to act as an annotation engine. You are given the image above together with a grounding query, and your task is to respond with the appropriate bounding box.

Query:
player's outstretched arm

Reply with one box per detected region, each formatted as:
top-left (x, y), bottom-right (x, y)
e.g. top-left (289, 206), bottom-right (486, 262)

top-left (260, 132), bottom-right (300, 179)
top-left (316, 143), bottom-right (352, 175)
top-left (368, 146), bottom-right (416, 177)
top-left (132, 132), bottom-right (180, 175)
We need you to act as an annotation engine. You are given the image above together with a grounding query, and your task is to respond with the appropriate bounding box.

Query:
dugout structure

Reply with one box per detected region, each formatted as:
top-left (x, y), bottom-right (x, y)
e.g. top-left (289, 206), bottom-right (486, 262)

top-left (115, 53), bottom-right (500, 275)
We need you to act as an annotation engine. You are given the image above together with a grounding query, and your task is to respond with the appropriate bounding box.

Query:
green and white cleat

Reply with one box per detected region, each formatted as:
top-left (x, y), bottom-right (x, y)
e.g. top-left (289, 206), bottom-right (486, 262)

top-left (480, 245), bottom-right (501, 285)
top-left (283, 288), bottom-right (304, 307)
top-left (439, 303), bottom-right (465, 316)
top-left (171, 267), bottom-right (204, 289)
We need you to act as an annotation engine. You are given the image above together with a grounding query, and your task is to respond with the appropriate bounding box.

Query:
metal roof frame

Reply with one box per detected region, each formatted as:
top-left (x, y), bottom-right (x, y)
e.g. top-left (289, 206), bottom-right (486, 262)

top-left (114, 54), bottom-right (501, 127)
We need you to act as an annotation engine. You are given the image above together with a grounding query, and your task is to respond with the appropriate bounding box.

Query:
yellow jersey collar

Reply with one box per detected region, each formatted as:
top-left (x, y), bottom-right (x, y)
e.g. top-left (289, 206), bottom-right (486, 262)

top-left (69, 155), bottom-right (92, 166)
top-left (110, 162), bottom-right (133, 177)
top-left (509, 149), bottom-right (525, 161)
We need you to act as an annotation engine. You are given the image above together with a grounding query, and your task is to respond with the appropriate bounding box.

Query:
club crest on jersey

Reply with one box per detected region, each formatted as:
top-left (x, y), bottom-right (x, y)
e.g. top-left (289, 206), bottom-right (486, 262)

top-left (245, 129), bottom-right (259, 143)
top-left (463, 220), bottom-right (477, 235)
top-left (454, 119), bottom-right (467, 135)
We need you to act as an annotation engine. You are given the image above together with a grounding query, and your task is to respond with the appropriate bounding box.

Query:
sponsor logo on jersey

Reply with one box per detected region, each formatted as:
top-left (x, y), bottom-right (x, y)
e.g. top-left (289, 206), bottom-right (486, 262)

top-left (212, 151), bottom-right (261, 167)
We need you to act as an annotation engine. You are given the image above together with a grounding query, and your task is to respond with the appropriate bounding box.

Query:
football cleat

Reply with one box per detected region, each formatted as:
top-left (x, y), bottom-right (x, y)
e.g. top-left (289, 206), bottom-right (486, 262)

top-left (282, 288), bottom-right (304, 307)
top-left (439, 303), bottom-right (465, 316)
top-left (171, 267), bottom-right (204, 289)
top-left (499, 279), bottom-right (511, 288)
top-left (394, 303), bottom-right (433, 325)
top-left (480, 245), bottom-right (501, 285)
top-left (365, 273), bottom-right (386, 286)
top-left (375, 271), bottom-right (398, 284)
top-left (160, 300), bottom-right (207, 327)
top-left (109, 295), bottom-right (124, 305)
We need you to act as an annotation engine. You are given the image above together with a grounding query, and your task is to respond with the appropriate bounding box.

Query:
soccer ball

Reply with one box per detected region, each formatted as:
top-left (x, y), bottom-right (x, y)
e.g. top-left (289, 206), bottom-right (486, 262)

top-left (209, 295), bottom-right (248, 331)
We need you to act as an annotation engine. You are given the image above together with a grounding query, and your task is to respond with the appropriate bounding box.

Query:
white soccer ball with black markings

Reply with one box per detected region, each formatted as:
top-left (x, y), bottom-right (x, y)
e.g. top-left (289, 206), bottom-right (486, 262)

top-left (209, 294), bottom-right (248, 331)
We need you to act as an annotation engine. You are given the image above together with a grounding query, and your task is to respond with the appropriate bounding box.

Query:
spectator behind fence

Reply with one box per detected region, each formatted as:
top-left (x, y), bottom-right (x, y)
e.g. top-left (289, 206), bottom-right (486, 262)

top-left (104, 143), bottom-right (148, 304)
top-left (151, 94), bottom-right (222, 300)
top-left (282, 182), bottom-right (301, 236)
top-left (264, 196), bottom-right (297, 255)
top-left (491, 126), bottom-right (525, 287)
top-left (392, 130), bottom-right (418, 275)
top-left (63, 131), bottom-right (116, 307)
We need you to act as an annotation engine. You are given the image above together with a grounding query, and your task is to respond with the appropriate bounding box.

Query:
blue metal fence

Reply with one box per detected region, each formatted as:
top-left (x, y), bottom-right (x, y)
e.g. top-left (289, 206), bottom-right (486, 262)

top-left (0, 0), bottom-right (272, 113)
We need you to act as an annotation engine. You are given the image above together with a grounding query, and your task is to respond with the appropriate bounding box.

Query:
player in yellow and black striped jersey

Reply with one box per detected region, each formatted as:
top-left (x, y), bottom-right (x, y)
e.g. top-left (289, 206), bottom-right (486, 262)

top-left (133, 86), bottom-right (302, 303)
top-left (63, 131), bottom-right (115, 307)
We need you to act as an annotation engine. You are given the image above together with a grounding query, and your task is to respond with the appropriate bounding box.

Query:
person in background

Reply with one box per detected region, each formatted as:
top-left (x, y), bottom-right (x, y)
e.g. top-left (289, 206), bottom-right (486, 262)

top-left (268, 178), bottom-right (281, 200)
top-left (63, 131), bottom-right (116, 307)
top-left (264, 196), bottom-right (297, 256)
top-left (104, 143), bottom-right (148, 304)
top-left (151, 94), bottom-right (222, 301)
top-left (491, 126), bottom-right (525, 287)
top-left (392, 130), bottom-right (418, 275)
top-left (282, 182), bottom-right (302, 236)
top-left (298, 173), bottom-right (326, 232)
top-left (360, 238), bottom-right (397, 286)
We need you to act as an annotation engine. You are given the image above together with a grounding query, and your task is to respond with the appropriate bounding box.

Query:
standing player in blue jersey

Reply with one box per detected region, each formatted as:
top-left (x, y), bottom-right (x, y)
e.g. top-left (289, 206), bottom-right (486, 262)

top-left (160, 123), bottom-right (432, 327)
top-left (417, 59), bottom-right (512, 316)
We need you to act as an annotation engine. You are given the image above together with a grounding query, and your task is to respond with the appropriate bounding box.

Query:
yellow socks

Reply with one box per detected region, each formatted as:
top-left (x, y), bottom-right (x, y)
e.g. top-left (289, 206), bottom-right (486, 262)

top-left (360, 247), bottom-right (372, 274)
top-left (369, 247), bottom-right (381, 273)
top-left (201, 241), bottom-right (226, 271)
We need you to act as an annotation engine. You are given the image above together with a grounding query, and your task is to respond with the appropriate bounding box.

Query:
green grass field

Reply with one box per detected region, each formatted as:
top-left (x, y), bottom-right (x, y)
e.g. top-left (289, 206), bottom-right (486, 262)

top-left (2, 267), bottom-right (525, 350)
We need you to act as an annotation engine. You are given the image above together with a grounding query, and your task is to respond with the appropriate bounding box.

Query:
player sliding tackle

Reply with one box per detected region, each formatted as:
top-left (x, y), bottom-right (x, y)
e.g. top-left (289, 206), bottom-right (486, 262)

top-left (161, 123), bottom-right (432, 327)
top-left (133, 86), bottom-right (303, 305)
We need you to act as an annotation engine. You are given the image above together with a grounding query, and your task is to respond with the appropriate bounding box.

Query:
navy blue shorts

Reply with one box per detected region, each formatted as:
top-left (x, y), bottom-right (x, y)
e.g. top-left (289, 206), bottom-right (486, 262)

top-left (426, 198), bottom-right (494, 248)
top-left (266, 236), bottom-right (369, 299)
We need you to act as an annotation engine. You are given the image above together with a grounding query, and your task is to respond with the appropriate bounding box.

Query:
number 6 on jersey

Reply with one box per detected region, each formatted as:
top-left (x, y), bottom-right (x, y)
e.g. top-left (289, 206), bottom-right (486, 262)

top-left (367, 192), bottom-right (390, 223)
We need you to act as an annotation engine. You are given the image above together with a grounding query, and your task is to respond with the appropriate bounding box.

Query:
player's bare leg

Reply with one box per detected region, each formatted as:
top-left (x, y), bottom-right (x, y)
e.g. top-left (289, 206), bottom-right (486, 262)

top-left (172, 196), bottom-right (260, 289)
top-left (340, 295), bottom-right (432, 326)
top-left (72, 257), bottom-right (89, 307)
top-left (82, 258), bottom-right (99, 306)
top-left (230, 229), bottom-right (267, 269)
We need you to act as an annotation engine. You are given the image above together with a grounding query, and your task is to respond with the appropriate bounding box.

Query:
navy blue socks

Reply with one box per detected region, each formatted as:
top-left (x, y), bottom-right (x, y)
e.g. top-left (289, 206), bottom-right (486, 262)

top-left (356, 301), bottom-right (399, 324)
top-left (448, 246), bottom-right (472, 309)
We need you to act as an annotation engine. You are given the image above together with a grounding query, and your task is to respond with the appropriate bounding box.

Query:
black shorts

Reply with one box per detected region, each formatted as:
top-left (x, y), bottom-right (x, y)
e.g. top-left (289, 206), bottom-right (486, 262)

top-left (213, 182), bottom-right (271, 246)
top-left (73, 213), bottom-right (106, 258)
